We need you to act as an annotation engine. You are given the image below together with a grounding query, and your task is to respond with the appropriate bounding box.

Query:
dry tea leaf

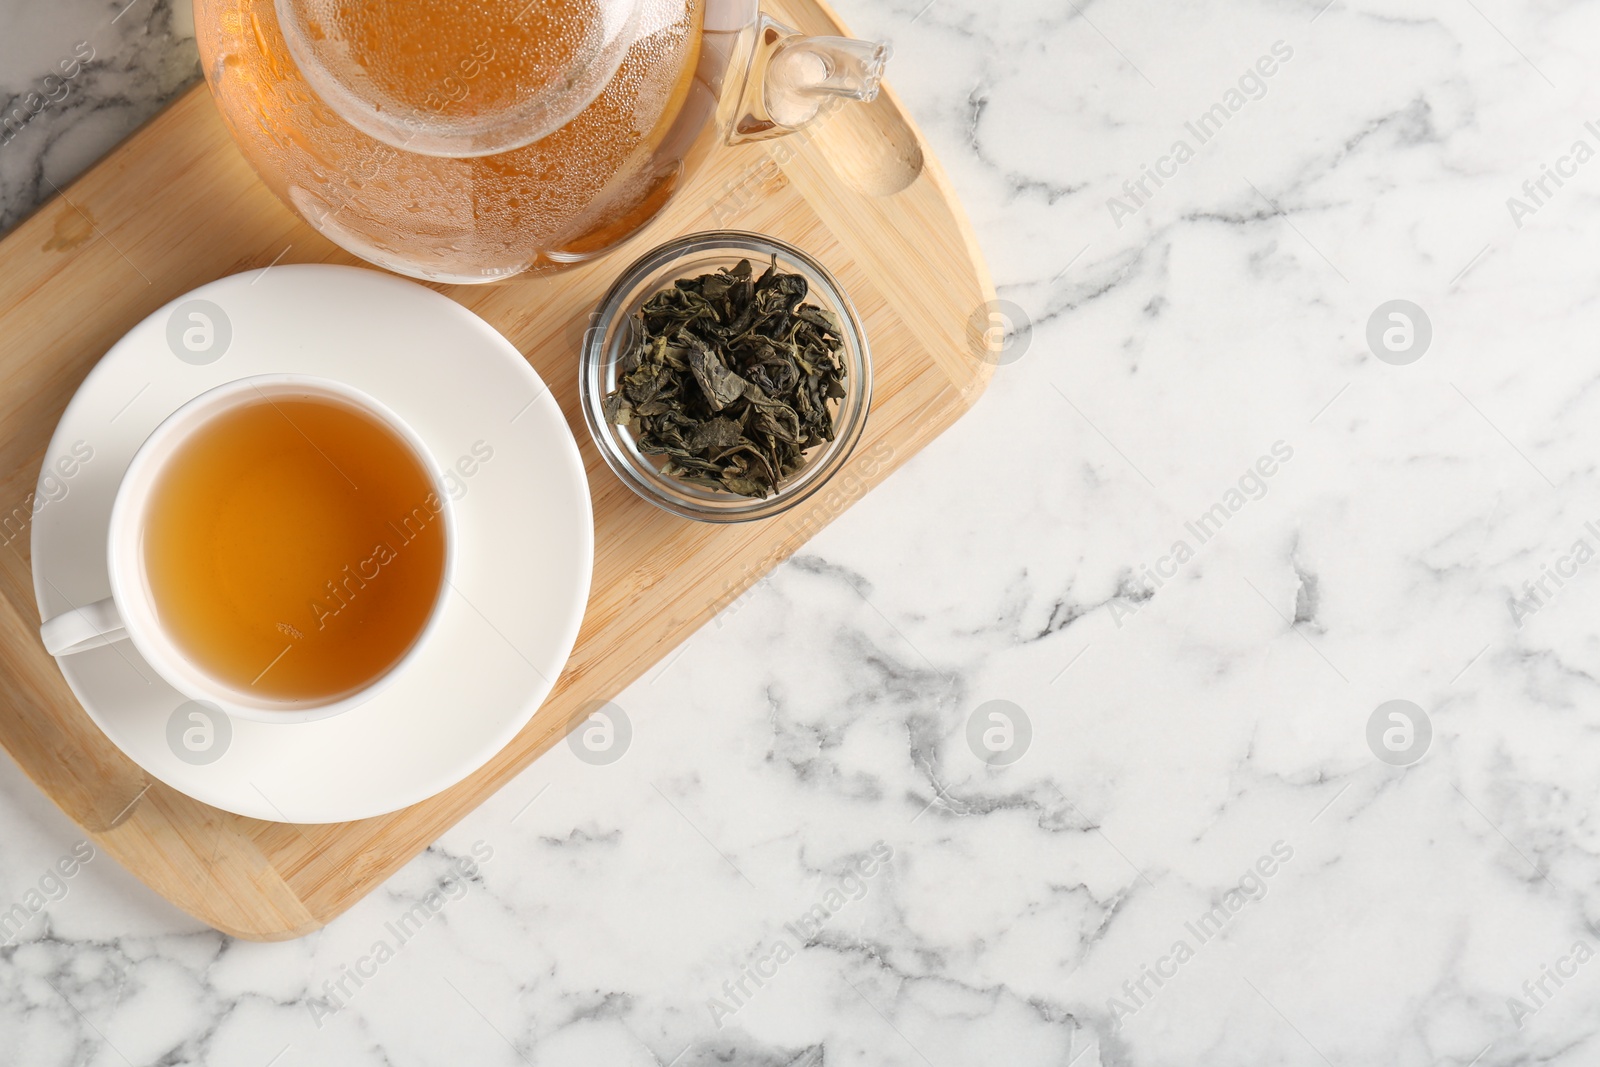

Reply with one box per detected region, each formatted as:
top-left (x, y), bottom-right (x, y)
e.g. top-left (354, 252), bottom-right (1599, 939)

top-left (605, 257), bottom-right (847, 499)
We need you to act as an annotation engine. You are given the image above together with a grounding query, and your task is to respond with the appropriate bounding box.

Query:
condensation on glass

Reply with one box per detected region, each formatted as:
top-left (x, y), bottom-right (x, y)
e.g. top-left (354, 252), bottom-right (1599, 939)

top-left (194, 0), bottom-right (888, 282)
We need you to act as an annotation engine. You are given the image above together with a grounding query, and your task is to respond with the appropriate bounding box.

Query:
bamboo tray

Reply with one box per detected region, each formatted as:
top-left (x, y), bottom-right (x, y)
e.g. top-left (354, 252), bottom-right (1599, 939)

top-left (0, 0), bottom-right (994, 940)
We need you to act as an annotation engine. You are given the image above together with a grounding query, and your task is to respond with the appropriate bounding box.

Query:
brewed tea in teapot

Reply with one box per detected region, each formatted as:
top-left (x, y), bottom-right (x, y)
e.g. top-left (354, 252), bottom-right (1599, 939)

top-left (195, 0), bottom-right (887, 282)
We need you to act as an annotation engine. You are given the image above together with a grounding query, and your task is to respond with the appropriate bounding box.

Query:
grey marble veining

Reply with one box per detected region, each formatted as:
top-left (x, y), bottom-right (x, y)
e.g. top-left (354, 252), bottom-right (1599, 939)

top-left (0, 0), bottom-right (197, 234)
top-left (5, 0), bottom-right (1600, 1065)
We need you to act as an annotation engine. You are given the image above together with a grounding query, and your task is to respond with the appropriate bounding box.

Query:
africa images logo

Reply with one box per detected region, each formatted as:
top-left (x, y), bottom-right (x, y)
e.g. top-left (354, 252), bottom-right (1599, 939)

top-left (1106, 41), bottom-right (1294, 229)
top-left (1107, 840), bottom-right (1294, 1030)
top-left (706, 842), bottom-right (894, 1029)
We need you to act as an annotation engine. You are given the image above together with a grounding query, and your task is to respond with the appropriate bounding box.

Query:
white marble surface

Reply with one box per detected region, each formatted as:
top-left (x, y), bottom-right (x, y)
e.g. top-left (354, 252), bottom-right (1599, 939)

top-left (4, 0), bottom-right (1600, 1065)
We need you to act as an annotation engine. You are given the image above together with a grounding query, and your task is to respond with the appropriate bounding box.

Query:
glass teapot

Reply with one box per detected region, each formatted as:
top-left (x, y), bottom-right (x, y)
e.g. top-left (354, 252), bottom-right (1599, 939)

top-left (194, 0), bottom-right (888, 283)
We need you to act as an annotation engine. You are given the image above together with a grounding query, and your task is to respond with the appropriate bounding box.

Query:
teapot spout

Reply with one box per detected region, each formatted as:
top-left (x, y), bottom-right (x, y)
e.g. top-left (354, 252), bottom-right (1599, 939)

top-left (724, 16), bottom-right (889, 144)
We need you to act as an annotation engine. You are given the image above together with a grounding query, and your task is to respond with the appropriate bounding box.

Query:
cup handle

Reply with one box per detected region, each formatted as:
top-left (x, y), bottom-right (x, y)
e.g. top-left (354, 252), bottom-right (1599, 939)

top-left (40, 598), bottom-right (127, 656)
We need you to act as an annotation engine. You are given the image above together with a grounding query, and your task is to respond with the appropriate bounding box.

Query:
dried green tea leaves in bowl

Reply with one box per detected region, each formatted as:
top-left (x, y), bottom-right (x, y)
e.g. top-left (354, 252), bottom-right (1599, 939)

top-left (603, 257), bottom-right (847, 499)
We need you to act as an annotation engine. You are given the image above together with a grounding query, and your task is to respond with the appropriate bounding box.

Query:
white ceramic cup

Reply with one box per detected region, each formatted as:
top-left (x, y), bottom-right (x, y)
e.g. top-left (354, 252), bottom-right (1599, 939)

top-left (38, 374), bottom-right (456, 724)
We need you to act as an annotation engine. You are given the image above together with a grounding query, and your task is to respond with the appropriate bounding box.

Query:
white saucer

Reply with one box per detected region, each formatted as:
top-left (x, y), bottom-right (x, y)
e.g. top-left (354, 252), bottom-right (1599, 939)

top-left (31, 265), bottom-right (593, 823)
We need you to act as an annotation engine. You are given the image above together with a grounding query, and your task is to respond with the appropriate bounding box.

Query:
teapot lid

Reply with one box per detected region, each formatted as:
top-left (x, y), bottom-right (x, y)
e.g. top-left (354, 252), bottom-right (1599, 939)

top-left (275, 0), bottom-right (646, 157)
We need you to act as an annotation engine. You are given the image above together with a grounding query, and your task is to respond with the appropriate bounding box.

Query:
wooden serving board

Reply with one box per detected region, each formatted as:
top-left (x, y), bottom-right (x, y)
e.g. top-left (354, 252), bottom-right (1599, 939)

top-left (0, 0), bottom-right (993, 940)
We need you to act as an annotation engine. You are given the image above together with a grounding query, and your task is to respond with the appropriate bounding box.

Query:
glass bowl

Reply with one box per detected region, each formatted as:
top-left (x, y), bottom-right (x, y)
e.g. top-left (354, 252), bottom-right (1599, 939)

top-left (579, 231), bottom-right (873, 523)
